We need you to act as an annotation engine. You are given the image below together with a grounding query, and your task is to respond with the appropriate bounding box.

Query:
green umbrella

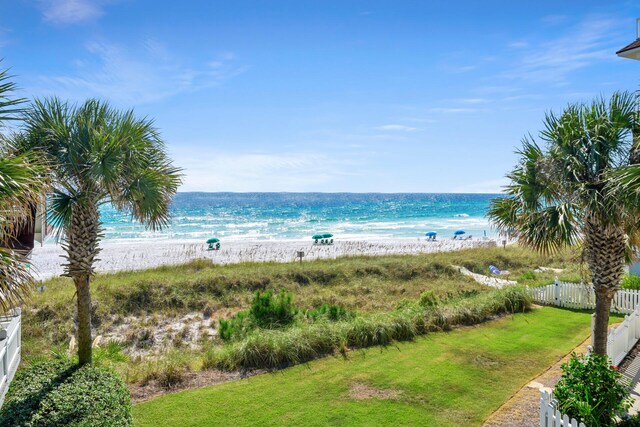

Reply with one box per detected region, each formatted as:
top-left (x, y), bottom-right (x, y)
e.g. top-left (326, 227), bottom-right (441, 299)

top-left (312, 234), bottom-right (324, 240)
top-left (206, 238), bottom-right (220, 244)
top-left (322, 233), bottom-right (333, 238)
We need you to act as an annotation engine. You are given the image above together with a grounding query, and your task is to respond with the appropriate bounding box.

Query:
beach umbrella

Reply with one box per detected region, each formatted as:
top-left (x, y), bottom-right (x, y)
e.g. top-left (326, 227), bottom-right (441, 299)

top-left (425, 232), bottom-right (437, 237)
top-left (322, 233), bottom-right (333, 238)
top-left (312, 234), bottom-right (324, 240)
top-left (454, 230), bottom-right (465, 235)
top-left (206, 237), bottom-right (220, 244)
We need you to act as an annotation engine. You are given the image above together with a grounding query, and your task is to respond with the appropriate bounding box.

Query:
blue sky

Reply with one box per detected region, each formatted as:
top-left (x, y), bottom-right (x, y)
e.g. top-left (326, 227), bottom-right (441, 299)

top-left (1, 1), bottom-right (639, 192)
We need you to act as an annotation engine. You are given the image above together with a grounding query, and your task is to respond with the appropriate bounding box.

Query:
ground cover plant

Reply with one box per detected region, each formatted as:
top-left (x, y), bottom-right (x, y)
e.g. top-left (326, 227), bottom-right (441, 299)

top-left (133, 307), bottom-right (595, 427)
top-left (0, 359), bottom-right (132, 427)
top-left (20, 246), bottom-right (581, 386)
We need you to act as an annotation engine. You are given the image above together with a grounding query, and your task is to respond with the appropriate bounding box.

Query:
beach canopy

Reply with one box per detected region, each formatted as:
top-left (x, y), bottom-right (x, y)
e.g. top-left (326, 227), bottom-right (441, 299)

top-left (454, 230), bottom-right (465, 235)
top-left (425, 231), bottom-right (437, 237)
top-left (206, 237), bottom-right (220, 244)
top-left (312, 234), bottom-right (324, 239)
top-left (322, 233), bottom-right (333, 238)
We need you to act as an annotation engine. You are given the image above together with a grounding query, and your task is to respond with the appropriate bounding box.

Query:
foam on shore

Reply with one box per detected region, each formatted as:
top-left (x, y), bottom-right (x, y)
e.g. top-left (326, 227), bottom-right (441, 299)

top-left (28, 238), bottom-right (498, 281)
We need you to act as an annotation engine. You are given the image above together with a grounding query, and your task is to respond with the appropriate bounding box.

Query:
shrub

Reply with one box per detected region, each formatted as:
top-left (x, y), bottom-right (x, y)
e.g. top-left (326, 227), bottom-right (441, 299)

top-left (219, 311), bottom-right (252, 341)
top-left (305, 304), bottom-right (354, 322)
top-left (621, 274), bottom-right (640, 290)
top-left (0, 359), bottom-right (132, 427)
top-left (250, 289), bottom-right (297, 328)
top-left (418, 291), bottom-right (439, 307)
top-left (554, 353), bottom-right (630, 427)
top-left (219, 290), bottom-right (298, 341)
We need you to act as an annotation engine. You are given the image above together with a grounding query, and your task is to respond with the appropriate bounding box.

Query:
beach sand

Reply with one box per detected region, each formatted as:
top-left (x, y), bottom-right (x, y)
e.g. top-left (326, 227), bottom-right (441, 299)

top-left (27, 237), bottom-right (498, 281)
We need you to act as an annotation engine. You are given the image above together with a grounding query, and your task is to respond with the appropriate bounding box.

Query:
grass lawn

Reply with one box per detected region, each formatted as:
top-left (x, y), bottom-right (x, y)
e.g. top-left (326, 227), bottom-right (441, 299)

top-left (134, 307), bottom-right (594, 426)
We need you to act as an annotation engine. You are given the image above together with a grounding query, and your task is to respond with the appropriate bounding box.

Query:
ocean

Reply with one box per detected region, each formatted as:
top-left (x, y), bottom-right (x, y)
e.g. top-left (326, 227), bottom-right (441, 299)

top-left (97, 192), bottom-right (500, 242)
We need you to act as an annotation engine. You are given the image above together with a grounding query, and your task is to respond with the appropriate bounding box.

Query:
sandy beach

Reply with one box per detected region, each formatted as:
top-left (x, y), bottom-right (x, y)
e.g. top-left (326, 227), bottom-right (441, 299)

top-left (27, 237), bottom-right (498, 281)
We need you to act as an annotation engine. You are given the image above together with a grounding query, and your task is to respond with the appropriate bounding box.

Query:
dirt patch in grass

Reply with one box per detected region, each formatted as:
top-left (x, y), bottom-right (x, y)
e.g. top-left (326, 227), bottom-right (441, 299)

top-left (129, 369), bottom-right (251, 403)
top-left (347, 383), bottom-right (402, 400)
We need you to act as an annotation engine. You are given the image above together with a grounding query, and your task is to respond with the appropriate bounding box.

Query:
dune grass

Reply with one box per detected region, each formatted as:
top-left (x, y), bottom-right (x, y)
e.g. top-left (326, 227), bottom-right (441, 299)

top-left (21, 246), bottom-right (581, 383)
top-left (134, 307), bottom-right (594, 427)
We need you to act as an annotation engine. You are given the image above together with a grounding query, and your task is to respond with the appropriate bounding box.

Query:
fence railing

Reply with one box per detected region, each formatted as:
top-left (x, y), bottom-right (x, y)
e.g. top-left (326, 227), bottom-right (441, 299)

top-left (607, 306), bottom-right (640, 366)
top-left (540, 389), bottom-right (586, 427)
top-left (0, 308), bottom-right (21, 408)
top-left (539, 301), bottom-right (640, 426)
top-left (529, 279), bottom-right (640, 314)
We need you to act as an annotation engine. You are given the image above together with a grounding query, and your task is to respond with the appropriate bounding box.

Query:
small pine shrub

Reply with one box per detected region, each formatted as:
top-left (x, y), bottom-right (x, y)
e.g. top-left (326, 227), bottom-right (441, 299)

top-left (0, 359), bottom-right (132, 427)
top-left (621, 274), bottom-right (640, 290)
top-left (306, 304), bottom-right (354, 321)
top-left (250, 289), bottom-right (297, 328)
top-left (418, 291), bottom-right (439, 307)
top-left (555, 353), bottom-right (630, 426)
top-left (219, 290), bottom-right (298, 341)
top-left (219, 311), bottom-right (252, 341)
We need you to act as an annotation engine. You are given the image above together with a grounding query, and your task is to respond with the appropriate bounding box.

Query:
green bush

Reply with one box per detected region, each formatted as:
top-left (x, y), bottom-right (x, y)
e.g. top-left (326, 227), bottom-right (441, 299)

top-left (305, 304), bottom-right (354, 322)
top-left (219, 311), bottom-right (252, 341)
top-left (0, 359), bottom-right (132, 427)
top-left (219, 290), bottom-right (298, 341)
top-left (555, 353), bottom-right (630, 427)
top-left (205, 286), bottom-right (531, 370)
top-left (250, 289), bottom-right (297, 328)
top-left (418, 291), bottom-right (439, 307)
top-left (621, 274), bottom-right (640, 290)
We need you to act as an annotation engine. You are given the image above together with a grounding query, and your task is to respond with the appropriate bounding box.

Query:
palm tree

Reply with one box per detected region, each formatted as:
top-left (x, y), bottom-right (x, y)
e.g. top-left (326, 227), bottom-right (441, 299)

top-left (488, 91), bottom-right (640, 356)
top-left (21, 97), bottom-right (182, 365)
top-left (0, 66), bottom-right (48, 312)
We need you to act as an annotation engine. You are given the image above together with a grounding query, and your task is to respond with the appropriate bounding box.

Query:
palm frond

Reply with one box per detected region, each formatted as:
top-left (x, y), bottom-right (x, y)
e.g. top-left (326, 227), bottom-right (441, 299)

top-left (0, 247), bottom-right (33, 312)
top-left (0, 65), bottom-right (26, 124)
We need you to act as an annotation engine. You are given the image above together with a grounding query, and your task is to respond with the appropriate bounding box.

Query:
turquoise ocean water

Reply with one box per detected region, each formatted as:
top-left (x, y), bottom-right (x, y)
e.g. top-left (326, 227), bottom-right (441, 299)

top-left (97, 193), bottom-right (500, 242)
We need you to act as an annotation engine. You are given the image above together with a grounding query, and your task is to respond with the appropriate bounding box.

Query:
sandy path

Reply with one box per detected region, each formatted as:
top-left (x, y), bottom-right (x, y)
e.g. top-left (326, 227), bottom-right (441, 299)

top-left (454, 265), bottom-right (517, 288)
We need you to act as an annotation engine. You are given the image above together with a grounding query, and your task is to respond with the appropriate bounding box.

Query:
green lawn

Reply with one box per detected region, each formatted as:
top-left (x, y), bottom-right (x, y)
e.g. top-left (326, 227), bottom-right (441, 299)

top-left (134, 307), bottom-right (593, 426)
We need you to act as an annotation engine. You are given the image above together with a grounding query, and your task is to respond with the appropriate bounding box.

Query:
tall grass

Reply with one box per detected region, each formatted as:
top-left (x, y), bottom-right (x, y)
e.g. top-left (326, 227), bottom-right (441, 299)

top-left (203, 286), bottom-right (531, 371)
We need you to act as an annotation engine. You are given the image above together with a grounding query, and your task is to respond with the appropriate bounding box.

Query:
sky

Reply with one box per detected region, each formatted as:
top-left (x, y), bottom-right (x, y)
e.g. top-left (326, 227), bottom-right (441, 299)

top-left (1, 0), bottom-right (639, 193)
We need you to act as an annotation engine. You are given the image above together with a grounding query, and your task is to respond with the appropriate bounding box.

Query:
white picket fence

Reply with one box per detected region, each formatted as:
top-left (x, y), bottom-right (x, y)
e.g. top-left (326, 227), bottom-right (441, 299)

top-left (607, 306), bottom-right (640, 366)
top-left (529, 279), bottom-right (640, 314)
top-left (540, 390), bottom-right (586, 427)
top-left (538, 301), bottom-right (640, 426)
top-left (0, 309), bottom-right (21, 408)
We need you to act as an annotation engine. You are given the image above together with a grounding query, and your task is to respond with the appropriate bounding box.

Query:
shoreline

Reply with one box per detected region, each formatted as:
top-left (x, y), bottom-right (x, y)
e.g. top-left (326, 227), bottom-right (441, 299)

top-left (28, 237), bottom-right (500, 281)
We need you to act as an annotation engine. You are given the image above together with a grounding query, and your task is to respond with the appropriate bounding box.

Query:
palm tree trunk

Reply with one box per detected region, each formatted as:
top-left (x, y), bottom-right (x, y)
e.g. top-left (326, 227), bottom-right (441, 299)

top-left (593, 289), bottom-right (613, 355)
top-left (74, 274), bottom-right (92, 365)
top-left (584, 216), bottom-right (626, 355)
top-left (62, 202), bottom-right (101, 366)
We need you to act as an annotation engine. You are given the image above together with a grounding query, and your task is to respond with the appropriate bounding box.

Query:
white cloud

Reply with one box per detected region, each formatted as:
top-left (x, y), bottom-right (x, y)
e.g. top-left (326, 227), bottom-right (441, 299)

top-left (375, 124), bottom-right (417, 132)
top-left (503, 16), bottom-right (624, 84)
top-left (428, 107), bottom-right (477, 114)
top-left (174, 150), bottom-right (358, 192)
top-left (541, 15), bottom-right (568, 26)
top-left (508, 41), bottom-right (529, 49)
top-left (34, 40), bottom-right (246, 104)
top-left (39, 0), bottom-right (104, 24)
top-left (457, 98), bottom-right (489, 104)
